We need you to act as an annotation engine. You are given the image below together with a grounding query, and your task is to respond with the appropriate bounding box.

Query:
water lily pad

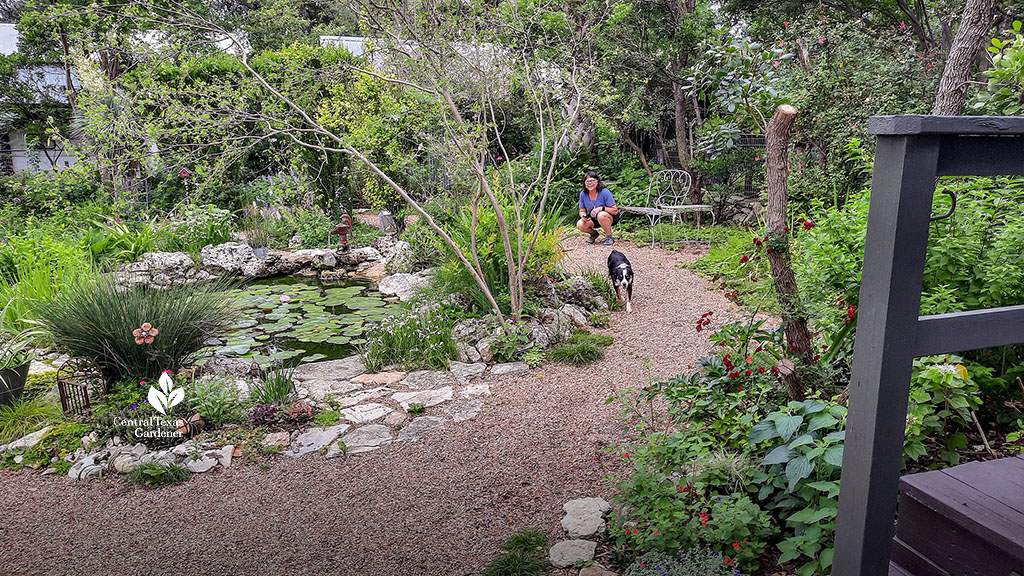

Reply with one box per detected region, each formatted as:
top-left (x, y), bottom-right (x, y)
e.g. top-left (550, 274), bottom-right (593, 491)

top-left (217, 343), bottom-right (252, 356)
top-left (301, 353), bottom-right (328, 363)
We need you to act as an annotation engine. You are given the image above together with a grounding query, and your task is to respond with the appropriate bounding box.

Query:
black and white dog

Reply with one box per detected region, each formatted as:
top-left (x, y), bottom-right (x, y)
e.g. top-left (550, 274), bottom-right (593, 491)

top-left (607, 250), bottom-right (634, 313)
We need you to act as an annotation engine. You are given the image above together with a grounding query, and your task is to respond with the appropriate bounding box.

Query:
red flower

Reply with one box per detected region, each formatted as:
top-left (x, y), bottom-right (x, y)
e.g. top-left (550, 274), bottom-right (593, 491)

top-left (745, 369), bottom-right (752, 376)
top-left (803, 221), bottom-right (816, 230)
top-left (738, 386), bottom-right (743, 391)
top-left (758, 367), bottom-right (766, 374)
top-left (752, 238), bottom-right (763, 247)
top-left (632, 528), bottom-right (638, 534)
top-left (653, 530), bottom-right (659, 535)
top-left (766, 247), bottom-right (774, 253)
top-left (848, 307), bottom-right (856, 319)
top-left (624, 452), bottom-right (630, 458)
top-left (733, 541), bottom-right (741, 550)
top-left (724, 557), bottom-right (734, 566)
top-left (739, 255), bottom-right (749, 263)
top-left (729, 371), bottom-right (740, 378)
top-left (746, 356), bottom-right (753, 363)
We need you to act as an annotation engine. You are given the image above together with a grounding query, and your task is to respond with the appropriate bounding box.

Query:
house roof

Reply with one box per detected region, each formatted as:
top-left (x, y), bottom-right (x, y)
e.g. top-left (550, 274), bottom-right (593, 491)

top-left (0, 23), bottom-right (18, 56)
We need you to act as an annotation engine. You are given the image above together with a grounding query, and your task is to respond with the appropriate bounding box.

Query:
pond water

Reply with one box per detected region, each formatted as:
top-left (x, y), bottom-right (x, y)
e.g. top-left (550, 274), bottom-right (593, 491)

top-left (208, 276), bottom-right (402, 366)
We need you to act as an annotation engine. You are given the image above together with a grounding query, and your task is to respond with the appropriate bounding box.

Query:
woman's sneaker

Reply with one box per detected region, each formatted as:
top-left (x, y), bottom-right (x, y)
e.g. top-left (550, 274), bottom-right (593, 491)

top-left (587, 230), bottom-right (599, 244)
top-left (603, 235), bottom-right (615, 246)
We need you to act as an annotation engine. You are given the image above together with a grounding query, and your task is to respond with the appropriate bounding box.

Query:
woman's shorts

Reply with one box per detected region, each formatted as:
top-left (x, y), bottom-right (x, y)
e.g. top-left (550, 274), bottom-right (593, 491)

top-left (588, 212), bottom-right (621, 227)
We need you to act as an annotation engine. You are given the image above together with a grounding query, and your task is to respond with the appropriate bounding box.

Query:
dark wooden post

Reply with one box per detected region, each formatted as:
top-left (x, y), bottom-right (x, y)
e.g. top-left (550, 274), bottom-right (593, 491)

top-left (833, 115), bottom-right (1024, 576)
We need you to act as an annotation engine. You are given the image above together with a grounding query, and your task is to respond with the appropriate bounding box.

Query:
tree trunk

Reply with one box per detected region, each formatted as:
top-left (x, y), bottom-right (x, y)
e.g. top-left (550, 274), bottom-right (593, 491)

top-left (765, 104), bottom-right (813, 401)
top-left (932, 0), bottom-right (995, 115)
top-left (618, 123), bottom-right (652, 176)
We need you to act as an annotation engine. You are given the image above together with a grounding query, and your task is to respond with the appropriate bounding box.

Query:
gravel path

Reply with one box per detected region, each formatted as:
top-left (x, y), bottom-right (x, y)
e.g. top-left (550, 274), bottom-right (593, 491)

top-left (0, 239), bottom-right (744, 576)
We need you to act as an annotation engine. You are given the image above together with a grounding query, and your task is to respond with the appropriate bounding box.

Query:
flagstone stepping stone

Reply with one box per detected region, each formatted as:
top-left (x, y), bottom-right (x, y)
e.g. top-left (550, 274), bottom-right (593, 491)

top-left (185, 455), bottom-right (218, 473)
top-left (490, 362), bottom-right (530, 376)
top-left (449, 362), bottom-right (486, 382)
top-left (444, 399), bottom-right (483, 422)
top-left (351, 371), bottom-right (406, 386)
top-left (5, 426), bottom-right (51, 453)
top-left (459, 382), bottom-right (491, 397)
top-left (285, 424), bottom-right (350, 458)
top-left (383, 411), bottom-right (408, 429)
top-left (333, 424), bottom-right (393, 456)
top-left (402, 370), bottom-right (457, 390)
top-left (561, 497), bottom-right (611, 538)
top-left (299, 380), bottom-right (362, 401)
top-left (579, 567), bottom-right (618, 576)
top-left (392, 387), bottom-right (454, 410)
top-left (341, 403), bottom-right (393, 424)
top-left (549, 540), bottom-right (597, 569)
top-left (261, 431), bottom-right (290, 447)
top-left (293, 355), bottom-right (366, 383)
top-left (333, 387), bottom-right (391, 408)
top-left (396, 416), bottom-right (445, 442)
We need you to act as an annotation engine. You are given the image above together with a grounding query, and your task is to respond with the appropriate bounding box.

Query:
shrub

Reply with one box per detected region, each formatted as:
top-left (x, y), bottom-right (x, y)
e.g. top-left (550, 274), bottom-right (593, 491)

top-left (903, 356), bottom-right (982, 467)
top-left (748, 399), bottom-right (847, 575)
top-left (491, 322), bottom-right (531, 362)
top-left (0, 396), bottom-right (63, 443)
top-left (520, 348), bottom-right (545, 368)
top-left (128, 462), bottom-right (191, 487)
top-left (162, 204), bottom-right (234, 254)
top-left (361, 308), bottom-right (457, 372)
top-left (249, 366), bottom-right (295, 405)
top-left (288, 206), bottom-right (334, 249)
top-left (624, 548), bottom-right (748, 576)
top-left (399, 220), bottom-right (444, 271)
top-left (37, 275), bottom-right (237, 383)
top-left (483, 529), bottom-right (548, 576)
top-left (569, 330), bottom-right (613, 347)
top-left (589, 312), bottom-right (609, 328)
top-left (189, 378), bottom-right (244, 426)
top-left (84, 217), bottom-right (162, 263)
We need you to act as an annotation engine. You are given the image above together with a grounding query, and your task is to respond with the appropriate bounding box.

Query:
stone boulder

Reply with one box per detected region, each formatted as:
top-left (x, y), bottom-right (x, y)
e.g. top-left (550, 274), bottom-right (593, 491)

top-left (377, 269), bottom-right (432, 302)
top-left (555, 276), bottom-right (609, 313)
top-left (384, 240), bottom-right (415, 274)
top-left (4, 426), bottom-right (51, 453)
top-left (549, 540), bottom-right (597, 569)
top-left (560, 497), bottom-right (611, 538)
top-left (117, 251), bottom-right (215, 289)
top-left (201, 242), bottom-right (273, 277)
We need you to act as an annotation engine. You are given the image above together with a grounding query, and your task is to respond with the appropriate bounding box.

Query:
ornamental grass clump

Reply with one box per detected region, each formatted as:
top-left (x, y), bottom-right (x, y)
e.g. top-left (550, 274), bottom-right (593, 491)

top-left (361, 308), bottom-right (457, 372)
top-left (37, 275), bottom-right (237, 384)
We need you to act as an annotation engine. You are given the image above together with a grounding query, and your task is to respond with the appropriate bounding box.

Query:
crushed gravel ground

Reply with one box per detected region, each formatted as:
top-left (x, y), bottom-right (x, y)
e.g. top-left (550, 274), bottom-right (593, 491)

top-left (0, 239), bottom-right (748, 576)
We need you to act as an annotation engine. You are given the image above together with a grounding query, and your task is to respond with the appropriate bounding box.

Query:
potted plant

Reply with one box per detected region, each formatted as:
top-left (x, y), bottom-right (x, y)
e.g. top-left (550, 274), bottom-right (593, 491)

top-left (0, 329), bottom-right (35, 407)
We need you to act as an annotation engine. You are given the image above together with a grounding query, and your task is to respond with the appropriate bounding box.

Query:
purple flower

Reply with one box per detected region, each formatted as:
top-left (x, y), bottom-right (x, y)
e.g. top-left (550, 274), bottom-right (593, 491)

top-left (129, 403), bottom-right (138, 411)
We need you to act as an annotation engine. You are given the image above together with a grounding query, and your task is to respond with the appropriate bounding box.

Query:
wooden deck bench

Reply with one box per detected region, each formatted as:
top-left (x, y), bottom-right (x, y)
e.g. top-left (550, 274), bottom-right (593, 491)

top-left (619, 169), bottom-right (715, 244)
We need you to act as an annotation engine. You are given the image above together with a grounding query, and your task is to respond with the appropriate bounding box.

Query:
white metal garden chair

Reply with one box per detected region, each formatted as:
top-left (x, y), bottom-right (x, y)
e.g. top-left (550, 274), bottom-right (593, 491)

top-left (619, 169), bottom-right (715, 244)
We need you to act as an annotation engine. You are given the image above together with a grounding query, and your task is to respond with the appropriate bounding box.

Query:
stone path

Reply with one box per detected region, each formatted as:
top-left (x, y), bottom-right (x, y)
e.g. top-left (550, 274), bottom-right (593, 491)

top-left (0, 240), bottom-right (745, 576)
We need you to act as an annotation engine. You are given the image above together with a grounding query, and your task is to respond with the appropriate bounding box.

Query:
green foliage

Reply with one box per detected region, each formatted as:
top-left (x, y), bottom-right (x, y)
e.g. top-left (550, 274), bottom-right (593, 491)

top-left (971, 21), bottom-right (1024, 115)
top-left (483, 530), bottom-right (548, 576)
top-left (250, 366), bottom-right (295, 405)
top-left (398, 220), bottom-right (444, 271)
top-left (129, 462), bottom-right (191, 487)
top-left (588, 312), bottom-right (610, 328)
top-left (361, 307), bottom-right (457, 372)
top-left (690, 226), bottom-right (775, 309)
top-left (491, 322), bottom-right (531, 362)
top-left (428, 194), bottom-right (565, 315)
top-left (314, 410), bottom-right (340, 427)
top-left (624, 548), bottom-right (749, 576)
top-left (189, 378), bottom-right (245, 426)
top-left (520, 348), bottom-right (545, 368)
top-left (0, 168), bottom-right (100, 216)
top-left (569, 330), bottom-right (614, 348)
top-left (37, 275), bottom-right (237, 383)
top-left (0, 395), bottom-right (63, 443)
top-left (13, 422), bottom-right (90, 470)
top-left (579, 266), bottom-right (621, 311)
top-left (548, 341), bottom-right (603, 365)
top-left (749, 400), bottom-right (846, 575)
top-left (406, 402), bottom-right (425, 416)
top-left (903, 357), bottom-right (982, 467)
top-left (84, 217), bottom-right (162, 263)
top-left (162, 204), bottom-right (234, 255)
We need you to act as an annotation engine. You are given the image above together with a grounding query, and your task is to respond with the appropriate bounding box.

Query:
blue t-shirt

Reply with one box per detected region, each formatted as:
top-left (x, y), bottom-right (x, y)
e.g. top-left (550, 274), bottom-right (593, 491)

top-left (579, 188), bottom-right (616, 214)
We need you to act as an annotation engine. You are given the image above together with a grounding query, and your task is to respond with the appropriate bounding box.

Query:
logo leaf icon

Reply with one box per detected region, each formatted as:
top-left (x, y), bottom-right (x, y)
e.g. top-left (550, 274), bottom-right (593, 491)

top-left (166, 387), bottom-right (185, 411)
top-left (148, 387), bottom-right (168, 415)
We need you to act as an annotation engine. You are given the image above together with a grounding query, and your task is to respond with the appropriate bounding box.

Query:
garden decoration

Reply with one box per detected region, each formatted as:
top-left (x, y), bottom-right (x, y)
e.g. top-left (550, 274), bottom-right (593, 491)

top-left (329, 209), bottom-right (357, 252)
top-left (378, 209), bottom-right (399, 235)
top-left (833, 115), bottom-right (1024, 576)
top-left (56, 358), bottom-right (105, 416)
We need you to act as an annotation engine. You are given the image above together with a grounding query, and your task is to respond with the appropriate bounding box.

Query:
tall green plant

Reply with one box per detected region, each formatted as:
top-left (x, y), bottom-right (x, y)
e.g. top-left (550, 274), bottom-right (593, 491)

top-left (37, 276), bottom-right (237, 383)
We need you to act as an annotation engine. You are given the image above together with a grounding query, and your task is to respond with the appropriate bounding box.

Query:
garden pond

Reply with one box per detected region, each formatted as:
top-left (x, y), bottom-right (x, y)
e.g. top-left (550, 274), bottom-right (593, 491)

top-left (202, 276), bottom-right (402, 366)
